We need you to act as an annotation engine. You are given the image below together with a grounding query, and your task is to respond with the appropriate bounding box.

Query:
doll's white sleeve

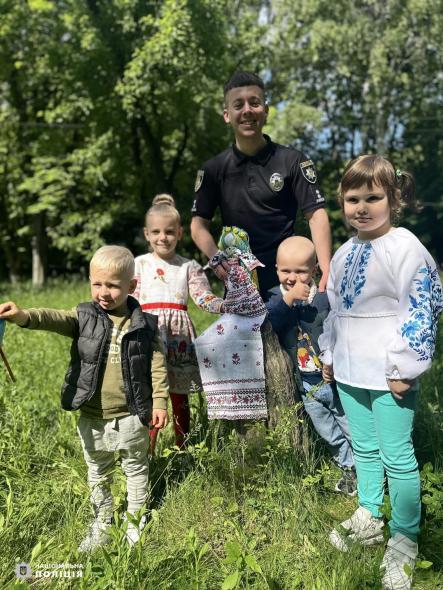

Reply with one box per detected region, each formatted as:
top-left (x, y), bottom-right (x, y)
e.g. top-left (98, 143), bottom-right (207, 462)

top-left (318, 261), bottom-right (338, 366)
top-left (386, 241), bottom-right (443, 381)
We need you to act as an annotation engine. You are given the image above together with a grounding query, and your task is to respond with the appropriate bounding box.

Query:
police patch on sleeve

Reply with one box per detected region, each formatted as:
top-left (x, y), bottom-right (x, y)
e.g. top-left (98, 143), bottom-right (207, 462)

top-left (194, 170), bottom-right (204, 192)
top-left (269, 172), bottom-right (284, 192)
top-left (300, 160), bottom-right (317, 184)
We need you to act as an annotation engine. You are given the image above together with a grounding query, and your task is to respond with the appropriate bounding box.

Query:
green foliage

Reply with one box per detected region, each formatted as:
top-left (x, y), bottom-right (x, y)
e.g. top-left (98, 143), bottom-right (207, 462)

top-left (2, 0), bottom-right (442, 281)
top-left (421, 463), bottom-right (443, 523)
top-left (0, 0), bottom-right (263, 279)
top-left (266, 0), bottom-right (443, 256)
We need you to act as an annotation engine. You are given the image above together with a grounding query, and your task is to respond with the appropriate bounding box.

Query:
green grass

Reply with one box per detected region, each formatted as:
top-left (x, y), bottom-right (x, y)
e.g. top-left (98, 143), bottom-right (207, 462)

top-left (0, 281), bottom-right (442, 589)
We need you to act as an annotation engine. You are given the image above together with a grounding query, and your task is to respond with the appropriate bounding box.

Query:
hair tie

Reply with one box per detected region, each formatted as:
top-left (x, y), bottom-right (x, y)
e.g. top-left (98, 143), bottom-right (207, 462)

top-left (396, 168), bottom-right (402, 179)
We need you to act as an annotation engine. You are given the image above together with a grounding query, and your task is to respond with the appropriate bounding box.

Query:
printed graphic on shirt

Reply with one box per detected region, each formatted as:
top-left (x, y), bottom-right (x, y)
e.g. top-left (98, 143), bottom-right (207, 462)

top-left (297, 329), bottom-right (322, 373)
top-left (300, 159), bottom-right (317, 184)
top-left (106, 321), bottom-right (129, 365)
top-left (313, 187), bottom-right (325, 203)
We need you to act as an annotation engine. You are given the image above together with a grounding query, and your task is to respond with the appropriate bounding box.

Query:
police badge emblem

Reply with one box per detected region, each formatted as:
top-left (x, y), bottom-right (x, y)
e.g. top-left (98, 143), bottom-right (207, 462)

top-left (194, 170), bottom-right (204, 192)
top-left (269, 172), bottom-right (284, 192)
top-left (300, 160), bottom-right (317, 184)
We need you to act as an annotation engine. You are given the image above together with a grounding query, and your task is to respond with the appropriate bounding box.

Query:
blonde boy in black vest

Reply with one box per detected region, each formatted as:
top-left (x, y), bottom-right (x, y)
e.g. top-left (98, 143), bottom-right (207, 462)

top-left (0, 246), bottom-right (169, 551)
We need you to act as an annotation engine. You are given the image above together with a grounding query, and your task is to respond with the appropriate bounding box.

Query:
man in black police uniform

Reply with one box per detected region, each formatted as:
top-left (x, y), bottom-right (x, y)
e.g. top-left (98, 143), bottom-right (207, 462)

top-left (190, 71), bottom-right (331, 298)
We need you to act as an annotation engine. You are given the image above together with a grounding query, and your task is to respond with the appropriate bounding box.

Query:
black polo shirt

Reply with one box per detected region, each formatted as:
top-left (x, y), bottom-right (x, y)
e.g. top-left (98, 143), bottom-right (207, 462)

top-left (191, 136), bottom-right (326, 294)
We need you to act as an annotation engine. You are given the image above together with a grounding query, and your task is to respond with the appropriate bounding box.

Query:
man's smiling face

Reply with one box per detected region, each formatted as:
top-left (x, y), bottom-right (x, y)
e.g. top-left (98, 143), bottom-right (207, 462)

top-left (223, 85), bottom-right (268, 142)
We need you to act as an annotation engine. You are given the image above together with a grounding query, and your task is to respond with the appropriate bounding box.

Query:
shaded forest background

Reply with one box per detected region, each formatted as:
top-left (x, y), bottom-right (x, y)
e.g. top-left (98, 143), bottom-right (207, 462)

top-left (1, 0), bottom-right (442, 285)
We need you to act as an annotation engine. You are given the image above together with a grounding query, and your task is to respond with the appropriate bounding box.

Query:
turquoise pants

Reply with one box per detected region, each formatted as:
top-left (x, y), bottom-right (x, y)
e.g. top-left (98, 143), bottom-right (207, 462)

top-left (337, 383), bottom-right (420, 542)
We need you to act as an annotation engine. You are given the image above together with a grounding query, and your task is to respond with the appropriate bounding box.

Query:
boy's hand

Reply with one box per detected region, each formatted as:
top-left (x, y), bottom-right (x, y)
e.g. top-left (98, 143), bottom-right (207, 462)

top-left (322, 364), bottom-right (334, 383)
top-left (0, 301), bottom-right (28, 326)
top-left (387, 379), bottom-right (415, 400)
top-left (283, 282), bottom-right (310, 306)
top-left (151, 409), bottom-right (168, 429)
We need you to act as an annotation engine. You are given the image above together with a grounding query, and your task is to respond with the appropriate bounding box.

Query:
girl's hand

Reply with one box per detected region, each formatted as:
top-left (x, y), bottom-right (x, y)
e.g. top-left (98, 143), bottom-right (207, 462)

top-left (387, 379), bottom-right (415, 399)
top-left (208, 251), bottom-right (230, 281)
top-left (151, 409), bottom-right (169, 429)
top-left (0, 301), bottom-right (28, 326)
top-left (213, 260), bottom-right (230, 281)
top-left (322, 364), bottom-right (334, 383)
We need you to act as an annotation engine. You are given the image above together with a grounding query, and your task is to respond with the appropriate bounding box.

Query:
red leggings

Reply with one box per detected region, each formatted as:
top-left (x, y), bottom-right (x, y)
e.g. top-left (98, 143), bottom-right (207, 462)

top-left (149, 393), bottom-right (190, 452)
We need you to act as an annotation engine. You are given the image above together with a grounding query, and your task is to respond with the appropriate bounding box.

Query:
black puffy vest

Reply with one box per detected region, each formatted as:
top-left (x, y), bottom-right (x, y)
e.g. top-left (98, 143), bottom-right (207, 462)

top-left (61, 297), bottom-right (157, 426)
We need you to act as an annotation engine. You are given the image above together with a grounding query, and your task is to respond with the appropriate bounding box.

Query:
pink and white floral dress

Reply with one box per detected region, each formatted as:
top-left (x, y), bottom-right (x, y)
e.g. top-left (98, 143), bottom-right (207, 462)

top-left (134, 253), bottom-right (223, 395)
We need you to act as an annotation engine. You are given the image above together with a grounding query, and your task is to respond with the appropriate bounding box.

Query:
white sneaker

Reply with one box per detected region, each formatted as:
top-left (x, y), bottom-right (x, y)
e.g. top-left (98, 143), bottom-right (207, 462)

top-left (125, 514), bottom-right (147, 546)
top-left (329, 506), bottom-right (385, 552)
top-left (381, 534), bottom-right (418, 590)
top-left (78, 518), bottom-right (111, 552)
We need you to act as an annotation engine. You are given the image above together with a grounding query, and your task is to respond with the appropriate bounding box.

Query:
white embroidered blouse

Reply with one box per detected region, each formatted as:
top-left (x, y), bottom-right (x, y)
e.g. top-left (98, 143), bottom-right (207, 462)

top-left (318, 228), bottom-right (443, 390)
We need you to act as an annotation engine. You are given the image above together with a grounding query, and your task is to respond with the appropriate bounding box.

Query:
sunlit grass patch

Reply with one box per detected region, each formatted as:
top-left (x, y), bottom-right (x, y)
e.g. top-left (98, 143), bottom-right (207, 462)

top-left (0, 280), bottom-right (442, 589)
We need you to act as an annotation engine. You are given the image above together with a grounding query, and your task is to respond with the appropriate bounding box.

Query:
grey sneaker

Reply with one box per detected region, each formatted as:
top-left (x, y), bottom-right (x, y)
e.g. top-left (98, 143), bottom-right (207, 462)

top-left (335, 467), bottom-right (358, 497)
top-left (330, 506), bottom-right (385, 552)
top-left (78, 517), bottom-right (112, 552)
top-left (125, 514), bottom-right (147, 546)
top-left (381, 534), bottom-right (417, 590)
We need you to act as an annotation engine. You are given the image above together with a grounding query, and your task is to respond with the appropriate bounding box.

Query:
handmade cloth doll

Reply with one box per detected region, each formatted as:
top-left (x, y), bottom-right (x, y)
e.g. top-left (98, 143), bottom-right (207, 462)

top-left (195, 227), bottom-right (299, 426)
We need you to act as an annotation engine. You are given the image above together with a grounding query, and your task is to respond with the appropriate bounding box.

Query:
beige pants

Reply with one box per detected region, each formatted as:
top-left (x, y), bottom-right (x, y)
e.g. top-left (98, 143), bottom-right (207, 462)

top-left (77, 414), bottom-right (150, 520)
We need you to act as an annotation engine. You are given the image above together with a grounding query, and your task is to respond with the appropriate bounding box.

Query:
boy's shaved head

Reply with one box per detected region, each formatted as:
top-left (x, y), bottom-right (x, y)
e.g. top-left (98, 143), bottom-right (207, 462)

top-left (277, 236), bottom-right (317, 268)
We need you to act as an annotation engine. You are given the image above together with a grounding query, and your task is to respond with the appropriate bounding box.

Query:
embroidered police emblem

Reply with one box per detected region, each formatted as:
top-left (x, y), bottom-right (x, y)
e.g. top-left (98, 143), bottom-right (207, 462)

top-left (194, 170), bottom-right (204, 192)
top-left (300, 160), bottom-right (317, 184)
top-left (269, 172), bottom-right (284, 192)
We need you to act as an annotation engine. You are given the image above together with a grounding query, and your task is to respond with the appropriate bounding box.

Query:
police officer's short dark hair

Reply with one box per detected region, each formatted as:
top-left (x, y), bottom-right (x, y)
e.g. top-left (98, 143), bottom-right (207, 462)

top-left (223, 71), bottom-right (265, 99)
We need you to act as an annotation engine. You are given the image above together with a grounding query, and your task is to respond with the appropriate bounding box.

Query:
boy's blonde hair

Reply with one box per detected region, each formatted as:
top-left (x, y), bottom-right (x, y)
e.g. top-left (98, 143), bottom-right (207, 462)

top-left (90, 245), bottom-right (135, 278)
top-left (144, 193), bottom-right (181, 227)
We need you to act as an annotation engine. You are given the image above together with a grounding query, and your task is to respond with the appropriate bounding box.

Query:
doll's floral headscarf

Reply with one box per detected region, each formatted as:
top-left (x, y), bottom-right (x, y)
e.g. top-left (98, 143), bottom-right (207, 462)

top-left (218, 226), bottom-right (264, 287)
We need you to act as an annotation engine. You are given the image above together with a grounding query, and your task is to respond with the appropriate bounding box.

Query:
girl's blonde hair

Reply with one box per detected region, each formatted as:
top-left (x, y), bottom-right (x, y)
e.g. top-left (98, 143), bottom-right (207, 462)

top-left (338, 155), bottom-right (419, 219)
top-left (144, 193), bottom-right (181, 227)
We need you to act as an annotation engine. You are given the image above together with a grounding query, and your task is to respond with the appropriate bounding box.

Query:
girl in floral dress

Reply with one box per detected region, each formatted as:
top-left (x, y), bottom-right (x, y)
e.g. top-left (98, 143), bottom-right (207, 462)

top-left (319, 155), bottom-right (442, 590)
top-left (134, 194), bottom-right (224, 448)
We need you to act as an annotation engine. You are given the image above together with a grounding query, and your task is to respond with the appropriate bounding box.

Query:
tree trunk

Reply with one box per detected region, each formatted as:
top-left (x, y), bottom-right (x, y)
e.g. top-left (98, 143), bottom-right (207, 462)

top-left (31, 213), bottom-right (47, 287)
top-left (3, 242), bottom-right (20, 284)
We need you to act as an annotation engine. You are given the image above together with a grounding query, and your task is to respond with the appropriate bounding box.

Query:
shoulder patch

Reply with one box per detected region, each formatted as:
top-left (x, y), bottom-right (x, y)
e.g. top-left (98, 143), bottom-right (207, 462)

top-left (194, 170), bottom-right (204, 192)
top-left (300, 160), bottom-right (317, 184)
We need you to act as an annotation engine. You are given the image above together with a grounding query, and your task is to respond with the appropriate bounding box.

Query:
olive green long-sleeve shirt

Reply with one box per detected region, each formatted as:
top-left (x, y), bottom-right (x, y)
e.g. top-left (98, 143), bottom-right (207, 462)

top-left (23, 306), bottom-right (169, 417)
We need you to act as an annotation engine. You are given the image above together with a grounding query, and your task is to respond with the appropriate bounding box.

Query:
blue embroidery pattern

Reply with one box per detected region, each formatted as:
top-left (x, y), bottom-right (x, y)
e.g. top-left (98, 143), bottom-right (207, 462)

top-left (401, 263), bottom-right (443, 361)
top-left (339, 243), bottom-right (372, 309)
